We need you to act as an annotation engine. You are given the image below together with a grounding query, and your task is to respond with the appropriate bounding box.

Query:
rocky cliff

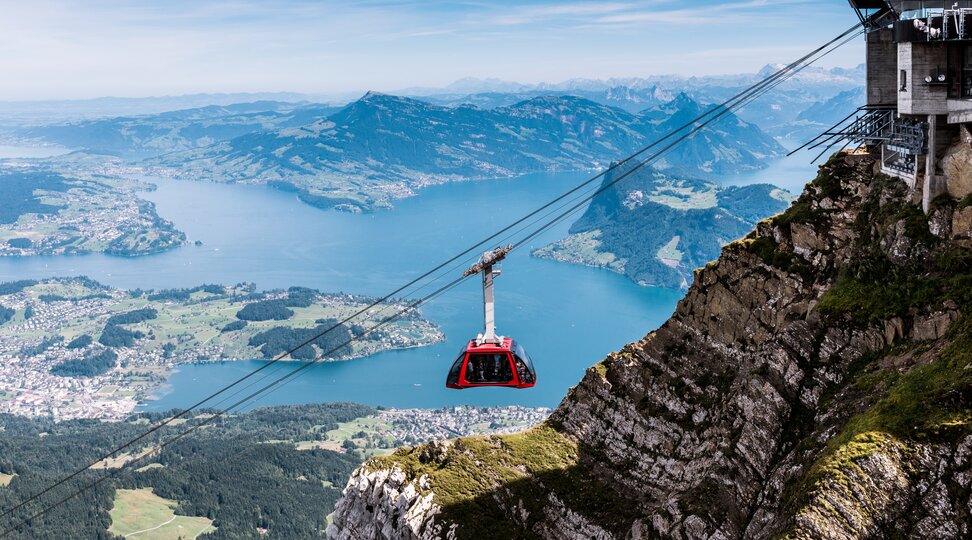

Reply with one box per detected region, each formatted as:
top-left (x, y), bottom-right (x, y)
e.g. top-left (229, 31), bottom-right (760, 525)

top-left (327, 152), bottom-right (972, 539)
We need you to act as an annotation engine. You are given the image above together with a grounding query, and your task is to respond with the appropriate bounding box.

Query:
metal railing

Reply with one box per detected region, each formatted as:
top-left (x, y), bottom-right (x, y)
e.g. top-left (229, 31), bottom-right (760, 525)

top-left (789, 106), bottom-right (927, 162)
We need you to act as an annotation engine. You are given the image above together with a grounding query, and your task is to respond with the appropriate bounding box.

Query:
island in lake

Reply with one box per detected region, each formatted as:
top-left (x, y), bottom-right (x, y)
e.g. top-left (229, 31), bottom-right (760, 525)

top-left (0, 168), bottom-right (185, 256)
top-left (0, 278), bottom-right (442, 420)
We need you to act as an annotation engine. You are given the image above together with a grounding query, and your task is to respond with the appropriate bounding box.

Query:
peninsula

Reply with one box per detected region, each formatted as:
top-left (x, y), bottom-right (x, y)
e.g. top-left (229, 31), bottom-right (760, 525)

top-left (0, 278), bottom-right (442, 420)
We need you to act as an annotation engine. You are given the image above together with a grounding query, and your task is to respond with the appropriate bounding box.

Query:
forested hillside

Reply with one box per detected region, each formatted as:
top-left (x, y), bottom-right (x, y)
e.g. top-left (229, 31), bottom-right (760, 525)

top-left (534, 162), bottom-right (792, 288)
top-left (0, 403), bottom-right (373, 539)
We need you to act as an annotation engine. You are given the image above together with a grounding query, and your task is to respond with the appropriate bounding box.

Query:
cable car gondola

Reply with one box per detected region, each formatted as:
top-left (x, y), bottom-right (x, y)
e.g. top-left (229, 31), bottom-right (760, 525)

top-left (446, 245), bottom-right (536, 389)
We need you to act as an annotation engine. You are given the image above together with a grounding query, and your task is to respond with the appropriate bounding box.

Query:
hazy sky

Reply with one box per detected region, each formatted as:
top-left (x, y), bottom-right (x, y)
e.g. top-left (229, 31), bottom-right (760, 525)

top-left (0, 0), bottom-right (863, 100)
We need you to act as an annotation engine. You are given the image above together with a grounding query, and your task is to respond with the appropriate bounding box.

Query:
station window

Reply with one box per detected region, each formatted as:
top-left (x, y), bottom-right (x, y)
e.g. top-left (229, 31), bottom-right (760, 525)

top-left (901, 69), bottom-right (908, 91)
top-left (964, 45), bottom-right (972, 97)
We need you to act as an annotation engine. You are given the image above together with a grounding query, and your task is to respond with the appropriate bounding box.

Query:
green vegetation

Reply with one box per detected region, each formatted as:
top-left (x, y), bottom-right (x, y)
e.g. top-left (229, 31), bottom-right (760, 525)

top-left (0, 403), bottom-right (373, 539)
top-left (66, 334), bottom-right (93, 349)
top-left (50, 349), bottom-right (118, 377)
top-left (147, 285), bottom-right (224, 302)
top-left (372, 424), bottom-right (632, 539)
top-left (817, 195), bottom-right (972, 325)
top-left (768, 153), bottom-right (855, 229)
top-left (0, 278), bottom-right (441, 419)
top-left (248, 320), bottom-right (353, 359)
top-left (0, 280), bottom-right (38, 295)
top-left (18, 335), bottom-right (62, 358)
top-left (779, 161), bottom-right (972, 518)
top-left (0, 277), bottom-right (440, 365)
top-left (98, 308), bottom-right (160, 349)
top-left (0, 172), bottom-right (67, 224)
top-left (108, 488), bottom-right (215, 539)
top-left (0, 173), bottom-right (185, 257)
top-left (744, 236), bottom-right (806, 277)
top-left (161, 93), bottom-right (782, 213)
top-left (235, 300), bottom-right (294, 321)
top-left (958, 193), bottom-right (972, 210)
top-left (655, 235), bottom-right (683, 265)
top-left (535, 165), bottom-right (790, 288)
top-left (0, 306), bottom-right (12, 325)
top-left (99, 324), bottom-right (146, 348)
top-left (816, 258), bottom-right (941, 324)
top-left (106, 308), bottom-right (159, 326)
top-left (220, 320), bottom-right (246, 333)
top-left (6, 238), bottom-right (30, 249)
top-left (796, 316), bottom-right (972, 508)
top-left (320, 416), bottom-right (397, 458)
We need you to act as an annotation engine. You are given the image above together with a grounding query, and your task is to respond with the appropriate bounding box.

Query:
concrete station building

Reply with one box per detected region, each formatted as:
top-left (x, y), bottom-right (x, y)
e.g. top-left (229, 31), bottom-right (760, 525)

top-left (848, 0), bottom-right (972, 212)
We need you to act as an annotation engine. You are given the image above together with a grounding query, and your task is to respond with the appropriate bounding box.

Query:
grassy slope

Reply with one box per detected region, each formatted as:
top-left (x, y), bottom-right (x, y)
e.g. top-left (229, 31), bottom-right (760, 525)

top-left (108, 488), bottom-right (215, 539)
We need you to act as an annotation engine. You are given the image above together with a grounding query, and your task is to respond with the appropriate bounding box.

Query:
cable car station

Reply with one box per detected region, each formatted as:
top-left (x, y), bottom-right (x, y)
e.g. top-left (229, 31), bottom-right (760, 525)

top-left (813, 1), bottom-right (972, 212)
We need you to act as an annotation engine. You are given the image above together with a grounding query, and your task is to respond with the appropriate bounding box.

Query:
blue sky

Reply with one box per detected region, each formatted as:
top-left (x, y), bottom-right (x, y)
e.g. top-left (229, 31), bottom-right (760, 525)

top-left (0, 0), bottom-right (862, 100)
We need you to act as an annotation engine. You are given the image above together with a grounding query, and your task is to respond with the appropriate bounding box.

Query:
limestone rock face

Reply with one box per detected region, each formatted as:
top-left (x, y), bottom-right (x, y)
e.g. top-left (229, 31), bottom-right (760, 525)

top-left (953, 206), bottom-right (972, 241)
top-left (943, 142), bottom-right (972, 199)
top-left (328, 153), bottom-right (972, 539)
top-left (327, 467), bottom-right (450, 540)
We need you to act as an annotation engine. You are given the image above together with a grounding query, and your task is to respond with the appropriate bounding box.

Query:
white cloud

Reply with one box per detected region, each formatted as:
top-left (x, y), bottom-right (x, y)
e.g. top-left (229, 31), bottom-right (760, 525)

top-left (0, 0), bottom-right (860, 100)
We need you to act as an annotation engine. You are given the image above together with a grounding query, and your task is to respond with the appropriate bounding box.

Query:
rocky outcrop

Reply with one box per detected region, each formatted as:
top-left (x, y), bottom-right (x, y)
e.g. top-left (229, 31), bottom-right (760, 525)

top-left (329, 152), bottom-right (972, 539)
top-left (943, 140), bottom-right (972, 200)
top-left (328, 467), bottom-right (448, 540)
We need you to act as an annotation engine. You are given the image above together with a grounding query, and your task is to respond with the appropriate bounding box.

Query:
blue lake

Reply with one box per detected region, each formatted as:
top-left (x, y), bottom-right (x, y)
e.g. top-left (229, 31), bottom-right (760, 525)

top-left (0, 157), bottom-right (814, 410)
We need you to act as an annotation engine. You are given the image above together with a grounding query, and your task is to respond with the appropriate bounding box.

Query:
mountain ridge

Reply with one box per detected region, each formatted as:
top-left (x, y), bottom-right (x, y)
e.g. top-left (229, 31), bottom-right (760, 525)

top-left (154, 92), bottom-right (785, 212)
top-left (327, 151), bottom-right (972, 539)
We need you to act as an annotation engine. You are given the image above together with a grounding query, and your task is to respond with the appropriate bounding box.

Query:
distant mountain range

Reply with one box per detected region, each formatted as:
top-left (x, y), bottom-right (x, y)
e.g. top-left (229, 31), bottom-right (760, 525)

top-left (16, 102), bottom-right (341, 158)
top-left (402, 64), bottom-right (863, 98)
top-left (1, 64), bottom-right (865, 214)
top-left (408, 64), bottom-right (865, 134)
top-left (148, 92), bottom-right (784, 211)
top-left (0, 63), bottom-right (863, 128)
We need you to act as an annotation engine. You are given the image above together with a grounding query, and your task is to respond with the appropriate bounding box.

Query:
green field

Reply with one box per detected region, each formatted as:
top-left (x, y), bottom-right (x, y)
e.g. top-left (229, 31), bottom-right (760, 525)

top-left (108, 488), bottom-right (215, 539)
top-left (532, 230), bottom-right (626, 272)
top-left (0, 473), bottom-right (15, 487)
top-left (322, 416), bottom-right (397, 457)
top-left (655, 235), bottom-right (683, 266)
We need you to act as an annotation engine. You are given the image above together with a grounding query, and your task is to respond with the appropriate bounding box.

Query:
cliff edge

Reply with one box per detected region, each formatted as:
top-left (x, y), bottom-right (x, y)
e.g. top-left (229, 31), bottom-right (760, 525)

top-left (328, 152), bottom-right (972, 539)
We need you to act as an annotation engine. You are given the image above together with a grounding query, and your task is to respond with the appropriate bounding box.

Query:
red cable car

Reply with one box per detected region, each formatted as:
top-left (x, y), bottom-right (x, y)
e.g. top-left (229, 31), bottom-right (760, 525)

top-left (446, 245), bottom-right (536, 389)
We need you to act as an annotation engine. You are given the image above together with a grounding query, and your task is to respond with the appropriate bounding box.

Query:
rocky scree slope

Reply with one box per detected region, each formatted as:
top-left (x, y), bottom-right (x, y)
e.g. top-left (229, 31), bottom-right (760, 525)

top-left (327, 152), bottom-right (972, 539)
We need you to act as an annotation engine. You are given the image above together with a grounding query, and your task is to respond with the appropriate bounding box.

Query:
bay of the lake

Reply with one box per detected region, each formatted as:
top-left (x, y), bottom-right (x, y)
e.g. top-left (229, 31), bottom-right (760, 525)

top-left (0, 157), bottom-right (814, 410)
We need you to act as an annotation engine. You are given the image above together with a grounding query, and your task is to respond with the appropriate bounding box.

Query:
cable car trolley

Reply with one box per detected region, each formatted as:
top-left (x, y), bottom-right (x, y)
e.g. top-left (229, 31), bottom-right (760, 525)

top-left (446, 245), bottom-right (536, 389)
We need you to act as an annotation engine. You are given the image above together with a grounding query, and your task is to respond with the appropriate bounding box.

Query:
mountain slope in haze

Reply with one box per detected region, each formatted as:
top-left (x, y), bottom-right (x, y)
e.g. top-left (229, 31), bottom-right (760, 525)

top-left (16, 101), bottom-right (341, 158)
top-left (158, 92), bottom-right (785, 212)
top-left (328, 152), bottom-right (972, 539)
top-left (767, 87), bottom-right (867, 142)
top-left (533, 162), bottom-right (793, 288)
top-left (413, 64), bottom-right (864, 137)
top-left (796, 87), bottom-right (866, 125)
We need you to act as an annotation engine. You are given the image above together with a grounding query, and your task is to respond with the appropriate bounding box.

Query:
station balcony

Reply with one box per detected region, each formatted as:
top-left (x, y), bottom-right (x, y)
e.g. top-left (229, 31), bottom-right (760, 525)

top-left (798, 106), bottom-right (928, 182)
